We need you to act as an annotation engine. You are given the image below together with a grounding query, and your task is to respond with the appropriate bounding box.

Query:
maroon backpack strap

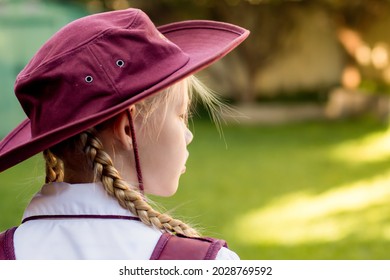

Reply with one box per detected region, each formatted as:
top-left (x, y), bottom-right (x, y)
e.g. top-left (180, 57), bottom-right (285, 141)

top-left (150, 233), bottom-right (227, 260)
top-left (0, 227), bottom-right (17, 260)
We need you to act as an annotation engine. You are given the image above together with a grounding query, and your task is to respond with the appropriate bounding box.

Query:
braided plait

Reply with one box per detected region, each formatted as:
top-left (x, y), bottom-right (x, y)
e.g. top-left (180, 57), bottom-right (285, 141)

top-left (43, 149), bottom-right (64, 183)
top-left (80, 128), bottom-right (200, 237)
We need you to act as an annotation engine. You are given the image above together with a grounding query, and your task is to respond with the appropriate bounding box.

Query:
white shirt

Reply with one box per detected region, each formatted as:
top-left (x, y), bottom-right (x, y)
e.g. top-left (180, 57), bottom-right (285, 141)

top-left (14, 182), bottom-right (239, 260)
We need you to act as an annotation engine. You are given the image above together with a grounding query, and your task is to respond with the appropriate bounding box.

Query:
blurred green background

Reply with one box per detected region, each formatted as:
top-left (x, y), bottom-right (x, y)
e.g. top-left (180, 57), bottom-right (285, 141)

top-left (2, 0), bottom-right (390, 259)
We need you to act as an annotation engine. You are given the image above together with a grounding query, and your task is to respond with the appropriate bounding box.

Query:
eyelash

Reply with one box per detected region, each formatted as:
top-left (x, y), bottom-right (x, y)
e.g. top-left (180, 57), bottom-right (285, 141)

top-left (179, 113), bottom-right (192, 123)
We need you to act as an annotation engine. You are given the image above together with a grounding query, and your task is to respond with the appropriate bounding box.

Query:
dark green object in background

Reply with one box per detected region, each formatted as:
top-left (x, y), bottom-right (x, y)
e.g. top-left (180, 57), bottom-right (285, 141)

top-left (0, 0), bottom-right (87, 136)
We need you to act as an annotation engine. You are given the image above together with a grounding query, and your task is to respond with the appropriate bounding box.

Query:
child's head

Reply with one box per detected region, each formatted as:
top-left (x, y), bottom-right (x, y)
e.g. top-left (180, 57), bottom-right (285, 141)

top-left (0, 8), bottom-right (249, 236)
top-left (46, 75), bottom-right (203, 196)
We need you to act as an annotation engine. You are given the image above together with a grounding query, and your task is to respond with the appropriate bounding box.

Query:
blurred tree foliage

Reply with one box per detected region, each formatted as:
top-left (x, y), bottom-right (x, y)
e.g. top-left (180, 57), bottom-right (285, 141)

top-left (55, 0), bottom-right (390, 103)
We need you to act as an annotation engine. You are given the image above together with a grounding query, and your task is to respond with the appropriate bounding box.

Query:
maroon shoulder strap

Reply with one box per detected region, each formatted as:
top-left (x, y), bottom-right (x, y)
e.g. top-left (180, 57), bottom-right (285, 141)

top-left (150, 233), bottom-right (227, 260)
top-left (0, 227), bottom-right (17, 260)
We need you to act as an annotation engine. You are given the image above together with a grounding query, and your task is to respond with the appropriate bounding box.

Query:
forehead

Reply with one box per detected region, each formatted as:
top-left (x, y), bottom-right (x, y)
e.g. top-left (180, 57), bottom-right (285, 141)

top-left (166, 79), bottom-right (189, 108)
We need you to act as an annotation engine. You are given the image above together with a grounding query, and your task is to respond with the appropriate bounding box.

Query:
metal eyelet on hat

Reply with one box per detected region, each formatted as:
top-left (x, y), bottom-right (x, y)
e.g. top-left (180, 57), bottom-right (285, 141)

top-left (116, 59), bottom-right (125, 68)
top-left (85, 75), bottom-right (93, 83)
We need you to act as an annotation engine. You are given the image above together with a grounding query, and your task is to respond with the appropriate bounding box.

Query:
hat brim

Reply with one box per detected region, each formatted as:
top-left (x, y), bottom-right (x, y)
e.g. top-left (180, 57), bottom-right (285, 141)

top-left (0, 20), bottom-right (249, 172)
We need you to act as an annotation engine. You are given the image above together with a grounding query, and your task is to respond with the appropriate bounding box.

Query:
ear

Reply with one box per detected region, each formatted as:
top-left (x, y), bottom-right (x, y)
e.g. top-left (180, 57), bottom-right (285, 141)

top-left (112, 106), bottom-right (135, 151)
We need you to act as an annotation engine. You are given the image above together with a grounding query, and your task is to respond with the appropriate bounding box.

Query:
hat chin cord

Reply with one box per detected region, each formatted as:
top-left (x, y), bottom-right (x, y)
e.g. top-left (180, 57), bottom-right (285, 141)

top-left (126, 109), bottom-right (144, 193)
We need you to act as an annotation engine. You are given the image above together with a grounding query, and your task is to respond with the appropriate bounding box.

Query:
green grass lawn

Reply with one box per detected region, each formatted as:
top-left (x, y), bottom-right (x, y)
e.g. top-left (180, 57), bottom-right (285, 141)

top-left (1, 118), bottom-right (390, 259)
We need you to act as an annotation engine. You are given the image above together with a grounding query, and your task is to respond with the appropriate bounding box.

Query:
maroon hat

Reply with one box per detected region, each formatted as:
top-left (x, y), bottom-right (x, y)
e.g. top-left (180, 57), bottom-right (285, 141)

top-left (0, 8), bottom-right (249, 172)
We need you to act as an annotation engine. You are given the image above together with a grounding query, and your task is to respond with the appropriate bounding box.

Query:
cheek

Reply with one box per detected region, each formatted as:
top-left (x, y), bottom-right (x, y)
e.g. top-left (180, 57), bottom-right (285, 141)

top-left (136, 122), bottom-right (186, 196)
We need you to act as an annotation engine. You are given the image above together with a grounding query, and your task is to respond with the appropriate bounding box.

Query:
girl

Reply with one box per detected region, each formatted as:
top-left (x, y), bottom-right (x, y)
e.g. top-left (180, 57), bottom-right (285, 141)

top-left (0, 8), bottom-right (249, 259)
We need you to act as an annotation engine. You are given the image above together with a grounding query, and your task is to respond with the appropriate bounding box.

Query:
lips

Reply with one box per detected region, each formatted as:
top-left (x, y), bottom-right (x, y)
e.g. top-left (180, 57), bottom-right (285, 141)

top-left (181, 152), bottom-right (189, 174)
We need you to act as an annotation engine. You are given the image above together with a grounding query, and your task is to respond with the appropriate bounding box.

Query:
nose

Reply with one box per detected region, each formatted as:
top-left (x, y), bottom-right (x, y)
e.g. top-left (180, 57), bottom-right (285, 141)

top-left (185, 127), bottom-right (193, 145)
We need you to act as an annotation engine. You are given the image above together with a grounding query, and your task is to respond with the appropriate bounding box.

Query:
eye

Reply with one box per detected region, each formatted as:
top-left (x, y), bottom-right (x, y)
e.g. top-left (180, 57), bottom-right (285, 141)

top-left (179, 113), bottom-right (188, 124)
top-left (180, 112), bottom-right (193, 127)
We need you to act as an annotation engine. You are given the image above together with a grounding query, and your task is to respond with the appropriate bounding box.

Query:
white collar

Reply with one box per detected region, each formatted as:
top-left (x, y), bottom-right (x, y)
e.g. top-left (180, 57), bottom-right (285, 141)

top-left (23, 182), bottom-right (134, 220)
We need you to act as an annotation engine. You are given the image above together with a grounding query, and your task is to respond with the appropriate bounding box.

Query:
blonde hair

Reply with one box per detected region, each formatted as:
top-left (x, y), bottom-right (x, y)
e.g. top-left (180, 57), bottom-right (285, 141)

top-left (43, 75), bottom-right (225, 237)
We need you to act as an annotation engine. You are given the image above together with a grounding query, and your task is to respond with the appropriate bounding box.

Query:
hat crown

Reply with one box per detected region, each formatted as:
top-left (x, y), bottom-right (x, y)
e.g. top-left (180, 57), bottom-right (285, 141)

top-left (15, 9), bottom-right (189, 137)
top-left (19, 9), bottom-right (140, 77)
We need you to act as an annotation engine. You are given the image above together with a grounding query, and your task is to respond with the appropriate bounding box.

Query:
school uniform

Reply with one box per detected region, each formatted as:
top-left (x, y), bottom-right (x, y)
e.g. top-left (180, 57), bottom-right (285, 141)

top-left (10, 182), bottom-right (239, 260)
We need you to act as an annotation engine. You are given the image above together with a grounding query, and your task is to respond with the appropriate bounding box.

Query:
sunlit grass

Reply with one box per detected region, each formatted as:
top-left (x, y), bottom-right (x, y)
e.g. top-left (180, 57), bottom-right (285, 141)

top-left (331, 129), bottom-right (390, 163)
top-left (233, 171), bottom-right (390, 245)
top-left (225, 121), bottom-right (390, 258)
